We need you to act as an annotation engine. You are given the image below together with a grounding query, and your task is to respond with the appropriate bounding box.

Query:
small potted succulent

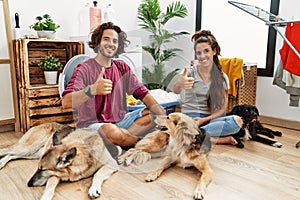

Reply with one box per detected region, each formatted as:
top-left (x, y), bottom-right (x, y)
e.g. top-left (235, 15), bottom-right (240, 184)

top-left (39, 55), bottom-right (62, 84)
top-left (30, 14), bottom-right (60, 39)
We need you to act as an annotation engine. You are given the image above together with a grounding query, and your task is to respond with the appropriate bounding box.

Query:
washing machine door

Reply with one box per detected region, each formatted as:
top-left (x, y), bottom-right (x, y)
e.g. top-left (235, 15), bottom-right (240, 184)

top-left (115, 54), bottom-right (142, 82)
top-left (58, 54), bottom-right (90, 97)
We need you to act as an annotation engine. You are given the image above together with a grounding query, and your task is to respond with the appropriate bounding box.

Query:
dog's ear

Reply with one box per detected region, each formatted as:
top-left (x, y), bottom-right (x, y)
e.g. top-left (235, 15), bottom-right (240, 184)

top-left (168, 113), bottom-right (181, 125)
top-left (56, 147), bottom-right (77, 168)
top-left (52, 131), bottom-right (62, 146)
top-left (253, 106), bottom-right (259, 116)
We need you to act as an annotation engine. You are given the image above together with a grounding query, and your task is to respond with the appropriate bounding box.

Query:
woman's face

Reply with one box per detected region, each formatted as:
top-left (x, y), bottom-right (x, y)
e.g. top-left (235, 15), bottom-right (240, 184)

top-left (195, 42), bottom-right (216, 68)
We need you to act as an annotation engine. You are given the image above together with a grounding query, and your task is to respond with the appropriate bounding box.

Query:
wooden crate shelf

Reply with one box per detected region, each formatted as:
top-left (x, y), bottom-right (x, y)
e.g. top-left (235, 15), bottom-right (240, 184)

top-left (13, 39), bottom-right (83, 133)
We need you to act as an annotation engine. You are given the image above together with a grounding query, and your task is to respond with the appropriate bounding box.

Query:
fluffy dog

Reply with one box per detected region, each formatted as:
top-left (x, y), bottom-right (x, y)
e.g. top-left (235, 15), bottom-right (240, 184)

top-left (118, 128), bottom-right (170, 166)
top-left (228, 104), bottom-right (283, 148)
top-left (0, 122), bottom-right (119, 200)
top-left (119, 112), bottom-right (212, 200)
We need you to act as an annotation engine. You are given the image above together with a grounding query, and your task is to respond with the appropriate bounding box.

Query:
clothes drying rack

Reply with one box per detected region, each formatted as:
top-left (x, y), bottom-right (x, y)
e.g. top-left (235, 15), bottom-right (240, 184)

top-left (228, 1), bottom-right (300, 59)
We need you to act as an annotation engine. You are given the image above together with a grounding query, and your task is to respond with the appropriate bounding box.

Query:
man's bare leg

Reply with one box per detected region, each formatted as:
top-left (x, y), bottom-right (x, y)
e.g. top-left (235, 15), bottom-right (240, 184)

top-left (99, 124), bottom-right (140, 147)
top-left (127, 109), bottom-right (155, 136)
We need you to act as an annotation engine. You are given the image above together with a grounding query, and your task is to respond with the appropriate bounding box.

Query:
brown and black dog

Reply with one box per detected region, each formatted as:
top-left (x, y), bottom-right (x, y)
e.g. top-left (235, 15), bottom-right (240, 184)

top-left (119, 112), bottom-right (212, 200)
top-left (0, 122), bottom-right (119, 200)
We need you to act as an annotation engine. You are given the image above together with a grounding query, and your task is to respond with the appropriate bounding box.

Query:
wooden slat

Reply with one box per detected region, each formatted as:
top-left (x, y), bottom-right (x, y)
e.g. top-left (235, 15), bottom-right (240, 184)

top-left (0, 59), bottom-right (10, 64)
top-left (30, 114), bottom-right (75, 127)
top-left (28, 49), bottom-right (66, 57)
top-left (28, 97), bottom-right (62, 108)
top-left (28, 87), bottom-right (59, 98)
top-left (29, 106), bottom-right (73, 117)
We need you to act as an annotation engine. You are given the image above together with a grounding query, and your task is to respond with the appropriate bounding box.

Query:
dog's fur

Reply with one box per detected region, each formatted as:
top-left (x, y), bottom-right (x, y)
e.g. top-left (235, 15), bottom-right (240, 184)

top-left (0, 122), bottom-right (118, 200)
top-left (119, 112), bottom-right (212, 200)
top-left (228, 104), bottom-right (283, 148)
top-left (0, 122), bottom-right (74, 169)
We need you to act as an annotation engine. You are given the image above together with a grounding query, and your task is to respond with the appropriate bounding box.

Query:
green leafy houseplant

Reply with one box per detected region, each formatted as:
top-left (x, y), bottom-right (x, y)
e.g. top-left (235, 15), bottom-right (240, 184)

top-left (138, 0), bottom-right (189, 90)
top-left (39, 55), bottom-right (62, 71)
top-left (30, 14), bottom-right (60, 31)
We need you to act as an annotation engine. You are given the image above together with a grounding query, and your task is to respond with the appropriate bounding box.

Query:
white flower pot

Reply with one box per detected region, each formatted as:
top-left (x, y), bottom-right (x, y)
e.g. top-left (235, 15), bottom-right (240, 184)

top-left (44, 71), bottom-right (58, 84)
top-left (37, 30), bottom-right (56, 39)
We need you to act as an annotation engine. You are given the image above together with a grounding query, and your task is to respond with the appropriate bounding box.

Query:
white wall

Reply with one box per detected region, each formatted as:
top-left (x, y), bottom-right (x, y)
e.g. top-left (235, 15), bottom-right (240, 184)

top-left (1, 0), bottom-right (299, 123)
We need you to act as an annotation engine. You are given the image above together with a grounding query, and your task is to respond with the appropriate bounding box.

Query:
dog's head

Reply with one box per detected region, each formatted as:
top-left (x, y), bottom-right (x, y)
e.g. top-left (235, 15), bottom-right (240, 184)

top-left (155, 112), bottom-right (211, 153)
top-left (28, 131), bottom-right (77, 187)
top-left (230, 104), bottom-right (259, 125)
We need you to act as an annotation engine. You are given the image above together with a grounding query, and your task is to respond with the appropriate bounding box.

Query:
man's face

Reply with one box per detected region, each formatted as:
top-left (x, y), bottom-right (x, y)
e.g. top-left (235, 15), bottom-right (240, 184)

top-left (98, 29), bottom-right (119, 58)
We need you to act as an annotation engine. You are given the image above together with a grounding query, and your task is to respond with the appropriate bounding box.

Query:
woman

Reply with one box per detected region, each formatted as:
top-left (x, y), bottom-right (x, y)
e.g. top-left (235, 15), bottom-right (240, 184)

top-left (173, 30), bottom-right (242, 145)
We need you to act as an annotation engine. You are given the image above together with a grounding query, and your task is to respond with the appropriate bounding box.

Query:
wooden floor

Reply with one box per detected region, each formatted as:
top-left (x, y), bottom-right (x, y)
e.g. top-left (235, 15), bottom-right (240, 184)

top-left (0, 125), bottom-right (299, 200)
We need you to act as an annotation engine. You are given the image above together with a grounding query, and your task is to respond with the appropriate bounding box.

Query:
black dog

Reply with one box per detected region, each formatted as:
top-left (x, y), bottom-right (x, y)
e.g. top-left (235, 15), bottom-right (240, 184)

top-left (227, 104), bottom-right (283, 148)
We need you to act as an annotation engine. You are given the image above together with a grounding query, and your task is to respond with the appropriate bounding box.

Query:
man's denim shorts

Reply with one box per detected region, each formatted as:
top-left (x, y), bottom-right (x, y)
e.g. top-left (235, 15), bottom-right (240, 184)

top-left (88, 108), bottom-right (144, 131)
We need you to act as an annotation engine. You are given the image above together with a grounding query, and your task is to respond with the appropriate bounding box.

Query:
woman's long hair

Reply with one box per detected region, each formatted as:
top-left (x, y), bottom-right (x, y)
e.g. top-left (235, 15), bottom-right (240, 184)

top-left (192, 30), bottom-right (226, 113)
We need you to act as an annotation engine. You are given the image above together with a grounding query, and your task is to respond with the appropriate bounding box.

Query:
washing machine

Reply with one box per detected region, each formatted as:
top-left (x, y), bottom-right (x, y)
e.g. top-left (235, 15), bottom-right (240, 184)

top-left (115, 36), bottom-right (142, 82)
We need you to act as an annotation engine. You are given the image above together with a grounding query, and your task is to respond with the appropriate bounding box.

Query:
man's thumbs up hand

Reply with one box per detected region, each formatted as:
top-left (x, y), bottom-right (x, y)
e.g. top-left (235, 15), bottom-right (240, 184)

top-left (91, 67), bottom-right (113, 95)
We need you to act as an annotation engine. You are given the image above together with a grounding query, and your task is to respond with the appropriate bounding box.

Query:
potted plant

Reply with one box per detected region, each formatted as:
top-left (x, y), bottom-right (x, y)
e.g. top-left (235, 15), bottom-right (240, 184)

top-left (138, 0), bottom-right (189, 90)
top-left (30, 14), bottom-right (60, 39)
top-left (39, 55), bottom-right (62, 84)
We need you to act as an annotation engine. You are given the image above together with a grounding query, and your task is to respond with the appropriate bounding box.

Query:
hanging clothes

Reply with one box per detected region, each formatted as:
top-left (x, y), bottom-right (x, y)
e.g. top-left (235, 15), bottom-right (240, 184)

top-left (220, 57), bottom-right (243, 97)
top-left (279, 22), bottom-right (300, 76)
top-left (273, 60), bottom-right (300, 107)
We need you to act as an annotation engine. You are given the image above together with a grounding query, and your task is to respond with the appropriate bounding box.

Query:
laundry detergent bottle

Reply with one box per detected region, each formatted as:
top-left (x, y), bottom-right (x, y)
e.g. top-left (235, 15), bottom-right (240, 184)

top-left (89, 1), bottom-right (102, 33)
top-left (79, 1), bottom-right (102, 36)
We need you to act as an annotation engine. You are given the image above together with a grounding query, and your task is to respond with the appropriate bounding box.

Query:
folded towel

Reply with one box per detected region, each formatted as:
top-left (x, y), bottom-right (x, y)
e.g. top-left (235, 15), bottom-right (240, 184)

top-left (220, 57), bottom-right (243, 96)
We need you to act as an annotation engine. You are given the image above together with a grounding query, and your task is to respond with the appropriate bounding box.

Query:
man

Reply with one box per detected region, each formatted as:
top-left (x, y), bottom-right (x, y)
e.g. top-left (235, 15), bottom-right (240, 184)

top-left (62, 22), bottom-right (165, 149)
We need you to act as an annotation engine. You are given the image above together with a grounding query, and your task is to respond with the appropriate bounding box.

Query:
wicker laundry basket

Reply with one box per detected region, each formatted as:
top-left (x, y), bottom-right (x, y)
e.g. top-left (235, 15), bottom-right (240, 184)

top-left (228, 65), bottom-right (257, 112)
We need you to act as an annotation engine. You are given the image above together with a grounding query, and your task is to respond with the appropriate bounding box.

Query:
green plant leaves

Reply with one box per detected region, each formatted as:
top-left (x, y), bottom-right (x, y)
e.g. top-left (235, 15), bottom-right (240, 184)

top-left (39, 55), bottom-right (62, 71)
top-left (30, 14), bottom-right (60, 31)
top-left (138, 0), bottom-right (189, 90)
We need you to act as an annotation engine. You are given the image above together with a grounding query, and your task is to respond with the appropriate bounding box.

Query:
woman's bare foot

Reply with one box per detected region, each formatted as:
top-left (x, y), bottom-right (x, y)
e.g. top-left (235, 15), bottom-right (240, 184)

top-left (210, 136), bottom-right (237, 145)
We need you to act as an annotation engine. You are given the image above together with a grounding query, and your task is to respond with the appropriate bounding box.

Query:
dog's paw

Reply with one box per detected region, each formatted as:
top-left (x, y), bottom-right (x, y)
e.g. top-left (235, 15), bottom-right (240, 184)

top-left (145, 171), bottom-right (160, 182)
top-left (133, 152), bottom-right (151, 165)
top-left (235, 142), bottom-right (244, 149)
top-left (193, 187), bottom-right (205, 200)
top-left (271, 142), bottom-right (283, 148)
top-left (273, 131), bottom-right (283, 137)
top-left (117, 149), bottom-right (136, 166)
top-left (117, 154), bottom-right (127, 165)
top-left (88, 185), bottom-right (102, 199)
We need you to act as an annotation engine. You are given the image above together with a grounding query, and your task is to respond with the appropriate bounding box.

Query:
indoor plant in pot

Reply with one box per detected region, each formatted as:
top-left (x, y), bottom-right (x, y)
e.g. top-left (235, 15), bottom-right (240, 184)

top-left (39, 55), bottom-right (62, 84)
top-left (138, 0), bottom-right (189, 90)
top-left (30, 14), bottom-right (60, 39)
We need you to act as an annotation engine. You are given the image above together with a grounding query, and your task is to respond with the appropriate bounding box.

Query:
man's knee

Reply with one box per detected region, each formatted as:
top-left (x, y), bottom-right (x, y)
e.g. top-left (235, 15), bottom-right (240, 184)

top-left (98, 124), bottom-right (120, 143)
